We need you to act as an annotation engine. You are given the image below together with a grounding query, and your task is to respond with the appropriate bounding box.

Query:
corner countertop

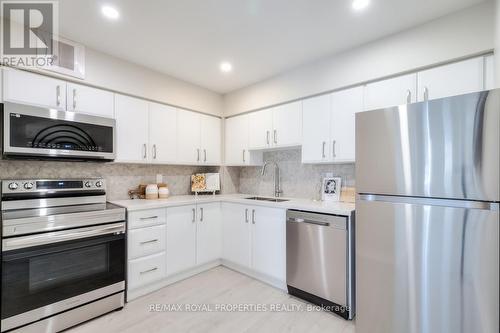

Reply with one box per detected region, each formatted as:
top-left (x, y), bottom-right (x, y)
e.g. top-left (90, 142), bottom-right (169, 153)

top-left (110, 193), bottom-right (355, 216)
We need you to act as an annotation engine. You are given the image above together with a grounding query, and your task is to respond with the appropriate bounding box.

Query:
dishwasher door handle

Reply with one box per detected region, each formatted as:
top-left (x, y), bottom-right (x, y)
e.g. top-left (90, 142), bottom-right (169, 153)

top-left (287, 218), bottom-right (330, 227)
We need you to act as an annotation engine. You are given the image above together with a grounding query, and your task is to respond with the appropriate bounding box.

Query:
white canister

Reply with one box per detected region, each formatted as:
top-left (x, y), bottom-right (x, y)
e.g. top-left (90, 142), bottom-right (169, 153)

top-left (158, 186), bottom-right (170, 199)
top-left (145, 184), bottom-right (159, 200)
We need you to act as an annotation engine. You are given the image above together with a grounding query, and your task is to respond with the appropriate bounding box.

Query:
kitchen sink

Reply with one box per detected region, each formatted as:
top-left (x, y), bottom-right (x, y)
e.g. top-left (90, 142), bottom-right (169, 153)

top-left (245, 196), bottom-right (289, 203)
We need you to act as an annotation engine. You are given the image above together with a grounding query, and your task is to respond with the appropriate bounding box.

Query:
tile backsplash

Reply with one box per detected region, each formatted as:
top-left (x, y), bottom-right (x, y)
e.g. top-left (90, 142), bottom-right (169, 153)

top-left (237, 149), bottom-right (355, 200)
top-left (0, 160), bottom-right (219, 200)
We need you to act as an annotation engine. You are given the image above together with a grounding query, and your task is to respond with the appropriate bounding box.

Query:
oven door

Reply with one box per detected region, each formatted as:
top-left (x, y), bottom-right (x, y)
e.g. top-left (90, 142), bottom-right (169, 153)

top-left (1, 224), bottom-right (125, 331)
top-left (2, 102), bottom-right (116, 161)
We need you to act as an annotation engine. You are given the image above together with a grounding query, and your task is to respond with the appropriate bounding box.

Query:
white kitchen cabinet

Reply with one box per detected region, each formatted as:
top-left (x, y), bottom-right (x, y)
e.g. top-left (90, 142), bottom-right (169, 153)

top-left (128, 252), bottom-right (167, 290)
top-left (200, 114), bottom-right (221, 165)
top-left (417, 57), bottom-right (484, 101)
top-left (364, 73), bottom-right (417, 111)
top-left (66, 83), bottom-right (114, 117)
top-left (221, 203), bottom-right (251, 268)
top-left (149, 102), bottom-right (177, 164)
top-left (196, 203), bottom-right (222, 265)
top-left (224, 115), bottom-right (263, 166)
top-left (3, 67), bottom-right (67, 110)
top-left (128, 224), bottom-right (167, 260)
top-left (330, 86), bottom-right (364, 162)
top-left (166, 205), bottom-right (197, 276)
top-left (177, 110), bottom-right (201, 164)
top-left (485, 54), bottom-right (495, 90)
top-left (114, 94), bottom-right (149, 163)
top-left (250, 206), bottom-right (286, 282)
top-left (248, 109), bottom-right (273, 150)
top-left (302, 94), bottom-right (332, 163)
top-left (272, 101), bottom-right (302, 148)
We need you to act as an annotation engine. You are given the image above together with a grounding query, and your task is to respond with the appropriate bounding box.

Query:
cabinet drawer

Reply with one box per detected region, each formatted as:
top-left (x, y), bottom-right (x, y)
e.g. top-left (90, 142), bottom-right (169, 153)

top-left (128, 252), bottom-right (166, 290)
top-left (128, 209), bottom-right (166, 229)
top-left (128, 225), bottom-right (166, 259)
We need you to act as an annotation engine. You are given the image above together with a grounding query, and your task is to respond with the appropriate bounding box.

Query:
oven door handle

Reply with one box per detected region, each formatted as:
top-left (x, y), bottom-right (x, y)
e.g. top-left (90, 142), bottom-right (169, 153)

top-left (2, 222), bottom-right (125, 252)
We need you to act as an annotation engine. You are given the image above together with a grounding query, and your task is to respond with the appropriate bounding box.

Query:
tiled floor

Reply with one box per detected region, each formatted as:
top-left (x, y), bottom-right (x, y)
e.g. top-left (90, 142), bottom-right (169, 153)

top-left (68, 266), bottom-right (355, 333)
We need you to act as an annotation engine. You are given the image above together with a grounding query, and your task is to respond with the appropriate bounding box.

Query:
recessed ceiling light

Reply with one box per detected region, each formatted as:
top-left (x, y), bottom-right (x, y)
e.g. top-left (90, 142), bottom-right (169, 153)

top-left (101, 5), bottom-right (120, 20)
top-left (352, 0), bottom-right (370, 11)
top-left (220, 62), bottom-right (233, 73)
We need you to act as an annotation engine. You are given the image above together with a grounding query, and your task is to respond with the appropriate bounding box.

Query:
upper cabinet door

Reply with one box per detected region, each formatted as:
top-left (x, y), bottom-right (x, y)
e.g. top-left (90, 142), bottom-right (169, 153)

top-left (149, 102), bottom-right (177, 164)
top-left (301, 94), bottom-right (332, 163)
top-left (66, 83), bottom-right (114, 118)
top-left (114, 94), bottom-right (149, 163)
top-left (417, 58), bottom-right (484, 101)
top-left (248, 109), bottom-right (273, 150)
top-left (272, 101), bottom-right (302, 148)
top-left (331, 86), bottom-right (364, 163)
top-left (484, 54), bottom-right (495, 90)
top-left (364, 73), bottom-right (417, 111)
top-left (200, 114), bottom-right (221, 165)
top-left (225, 115), bottom-right (249, 165)
top-left (177, 110), bottom-right (201, 164)
top-left (3, 68), bottom-right (66, 110)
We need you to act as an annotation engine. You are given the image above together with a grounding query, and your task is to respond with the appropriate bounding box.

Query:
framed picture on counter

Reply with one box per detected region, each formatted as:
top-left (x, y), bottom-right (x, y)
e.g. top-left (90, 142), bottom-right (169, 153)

top-left (321, 177), bottom-right (342, 202)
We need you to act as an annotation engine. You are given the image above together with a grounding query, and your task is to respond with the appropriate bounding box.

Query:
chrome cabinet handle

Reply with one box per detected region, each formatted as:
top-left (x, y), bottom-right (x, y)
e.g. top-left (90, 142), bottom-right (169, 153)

top-left (273, 129), bottom-right (277, 144)
top-left (200, 207), bottom-right (204, 222)
top-left (242, 149), bottom-right (246, 163)
top-left (140, 267), bottom-right (158, 275)
top-left (140, 239), bottom-right (158, 245)
top-left (139, 216), bottom-right (158, 220)
top-left (245, 208), bottom-right (249, 223)
top-left (332, 140), bottom-right (336, 158)
top-left (406, 89), bottom-right (411, 104)
top-left (204, 149), bottom-right (207, 162)
top-left (142, 144), bottom-right (147, 159)
top-left (197, 149), bottom-right (200, 162)
top-left (153, 144), bottom-right (157, 159)
top-left (56, 85), bottom-right (61, 106)
top-left (322, 142), bottom-right (326, 158)
top-left (423, 86), bottom-right (429, 101)
top-left (192, 208), bottom-right (196, 222)
top-left (252, 209), bottom-right (256, 224)
top-left (266, 131), bottom-right (270, 145)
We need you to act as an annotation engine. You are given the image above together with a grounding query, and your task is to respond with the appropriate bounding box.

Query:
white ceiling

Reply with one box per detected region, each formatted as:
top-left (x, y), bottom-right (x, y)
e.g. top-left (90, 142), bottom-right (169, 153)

top-left (59, 0), bottom-right (486, 93)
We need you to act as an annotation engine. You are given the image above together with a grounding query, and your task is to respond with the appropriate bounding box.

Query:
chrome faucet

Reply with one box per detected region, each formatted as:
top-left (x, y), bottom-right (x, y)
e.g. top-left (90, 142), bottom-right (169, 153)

top-left (261, 161), bottom-right (282, 197)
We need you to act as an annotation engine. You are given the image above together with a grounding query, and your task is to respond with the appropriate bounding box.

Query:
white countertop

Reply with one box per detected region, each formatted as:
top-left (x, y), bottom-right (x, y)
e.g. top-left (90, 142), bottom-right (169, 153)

top-left (110, 193), bottom-right (355, 216)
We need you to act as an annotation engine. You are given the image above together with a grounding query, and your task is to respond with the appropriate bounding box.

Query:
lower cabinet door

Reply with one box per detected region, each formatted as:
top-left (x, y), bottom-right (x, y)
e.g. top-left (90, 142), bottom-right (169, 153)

top-left (166, 205), bottom-right (197, 276)
top-left (251, 206), bottom-right (286, 282)
top-left (221, 203), bottom-right (251, 268)
top-left (196, 203), bottom-right (222, 265)
top-left (128, 252), bottom-right (167, 290)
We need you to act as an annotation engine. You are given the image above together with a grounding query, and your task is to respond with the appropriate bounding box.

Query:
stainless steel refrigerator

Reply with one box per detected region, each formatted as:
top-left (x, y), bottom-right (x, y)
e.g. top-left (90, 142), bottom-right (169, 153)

top-left (355, 90), bottom-right (499, 333)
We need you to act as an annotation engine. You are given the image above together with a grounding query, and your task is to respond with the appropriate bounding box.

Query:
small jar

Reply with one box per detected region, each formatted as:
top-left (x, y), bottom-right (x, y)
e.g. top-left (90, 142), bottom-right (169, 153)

top-left (158, 186), bottom-right (170, 199)
top-left (145, 184), bottom-right (159, 200)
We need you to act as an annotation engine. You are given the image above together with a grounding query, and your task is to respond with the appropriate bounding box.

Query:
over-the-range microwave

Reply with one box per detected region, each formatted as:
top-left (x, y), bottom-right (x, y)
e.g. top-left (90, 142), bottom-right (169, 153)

top-left (1, 102), bottom-right (116, 161)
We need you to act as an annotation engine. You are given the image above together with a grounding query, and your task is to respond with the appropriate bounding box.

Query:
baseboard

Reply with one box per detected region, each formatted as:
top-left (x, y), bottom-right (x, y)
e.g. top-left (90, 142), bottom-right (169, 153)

top-left (220, 259), bottom-right (287, 291)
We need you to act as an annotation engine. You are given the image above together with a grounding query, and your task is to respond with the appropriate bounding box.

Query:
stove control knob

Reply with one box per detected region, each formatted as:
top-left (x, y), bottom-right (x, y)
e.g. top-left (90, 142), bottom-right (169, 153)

top-left (23, 182), bottom-right (34, 190)
top-left (8, 182), bottom-right (18, 190)
top-left (84, 181), bottom-right (92, 188)
top-left (95, 181), bottom-right (103, 188)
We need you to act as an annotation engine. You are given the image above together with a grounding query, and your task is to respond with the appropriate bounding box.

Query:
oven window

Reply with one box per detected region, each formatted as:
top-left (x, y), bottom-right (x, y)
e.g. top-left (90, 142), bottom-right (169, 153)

top-left (9, 113), bottom-right (114, 152)
top-left (1, 234), bottom-right (124, 320)
top-left (29, 244), bottom-right (108, 292)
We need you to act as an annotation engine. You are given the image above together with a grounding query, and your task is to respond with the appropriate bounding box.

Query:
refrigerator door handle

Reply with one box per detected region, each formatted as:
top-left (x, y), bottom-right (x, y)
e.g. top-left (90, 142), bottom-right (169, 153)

top-left (358, 194), bottom-right (499, 211)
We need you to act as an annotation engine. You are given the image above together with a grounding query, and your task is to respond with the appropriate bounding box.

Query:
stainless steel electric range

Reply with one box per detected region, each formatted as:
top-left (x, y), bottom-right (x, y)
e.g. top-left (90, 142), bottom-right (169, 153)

top-left (0, 178), bottom-right (126, 333)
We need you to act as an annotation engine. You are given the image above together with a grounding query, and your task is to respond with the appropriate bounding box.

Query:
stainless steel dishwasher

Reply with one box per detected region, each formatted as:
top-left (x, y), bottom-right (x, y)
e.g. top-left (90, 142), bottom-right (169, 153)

top-left (286, 209), bottom-right (355, 319)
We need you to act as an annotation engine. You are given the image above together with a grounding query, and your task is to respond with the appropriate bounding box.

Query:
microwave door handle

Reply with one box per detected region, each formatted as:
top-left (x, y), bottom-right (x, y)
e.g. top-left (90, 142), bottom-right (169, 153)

top-left (2, 223), bottom-right (125, 252)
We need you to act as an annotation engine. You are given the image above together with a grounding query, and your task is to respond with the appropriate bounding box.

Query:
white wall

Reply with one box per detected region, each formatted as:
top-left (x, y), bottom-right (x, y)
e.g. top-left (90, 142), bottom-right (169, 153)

top-left (495, 0), bottom-right (500, 87)
top-left (224, 1), bottom-right (495, 116)
top-left (83, 48), bottom-right (223, 116)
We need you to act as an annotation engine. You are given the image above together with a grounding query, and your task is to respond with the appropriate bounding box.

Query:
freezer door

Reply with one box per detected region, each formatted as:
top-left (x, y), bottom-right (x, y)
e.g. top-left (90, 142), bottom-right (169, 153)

top-left (356, 90), bottom-right (499, 201)
top-left (356, 196), bottom-right (499, 333)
